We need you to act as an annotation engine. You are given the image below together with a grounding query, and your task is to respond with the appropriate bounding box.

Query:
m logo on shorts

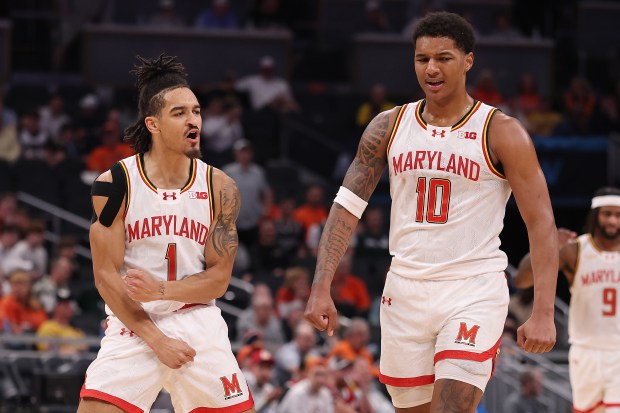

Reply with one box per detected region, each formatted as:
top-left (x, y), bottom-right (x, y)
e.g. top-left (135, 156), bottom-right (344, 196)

top-left (220, 373), bottom-right (243, 400)
top-left (455, 322), bottom-right (480, 346)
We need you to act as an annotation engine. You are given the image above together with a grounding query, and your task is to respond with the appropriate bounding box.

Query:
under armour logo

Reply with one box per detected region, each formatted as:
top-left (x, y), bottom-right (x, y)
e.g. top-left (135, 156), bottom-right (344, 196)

top-left (120, 328), bottom-right (134, 337)
top-left (162, 192), bottom-right (177, 201)
top-left (431, 129), bottom-right (446, 138)
top-left (382, 296), bottom-right (392, 306)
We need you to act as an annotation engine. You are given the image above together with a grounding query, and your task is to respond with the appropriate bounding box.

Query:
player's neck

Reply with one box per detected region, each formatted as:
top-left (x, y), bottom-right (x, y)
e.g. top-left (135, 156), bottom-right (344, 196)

top-left (422, 93), bottom-right (474, 127)
top-left (143, 148), bottom-right (192, 189)
top-left (593, 233), bottom-right (620, 252)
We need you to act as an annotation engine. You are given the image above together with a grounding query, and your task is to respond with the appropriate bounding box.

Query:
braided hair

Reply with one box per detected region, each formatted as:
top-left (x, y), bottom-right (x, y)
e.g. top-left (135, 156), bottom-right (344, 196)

top-left (124, 54), bottom-right (189, 153)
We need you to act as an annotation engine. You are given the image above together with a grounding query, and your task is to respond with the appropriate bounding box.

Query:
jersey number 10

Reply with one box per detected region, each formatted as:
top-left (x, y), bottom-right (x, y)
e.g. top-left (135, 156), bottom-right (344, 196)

top-left (415, 177), bottom-right (452, 224)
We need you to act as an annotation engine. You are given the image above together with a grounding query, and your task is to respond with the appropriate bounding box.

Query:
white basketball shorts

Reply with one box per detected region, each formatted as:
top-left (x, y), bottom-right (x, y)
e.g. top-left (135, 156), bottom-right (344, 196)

top-left (81, 304), bottom-right (254, 413)
top-left (379, 271), bottom-right (509, 408)
top-left (570, 345), bottom-right (620, 413)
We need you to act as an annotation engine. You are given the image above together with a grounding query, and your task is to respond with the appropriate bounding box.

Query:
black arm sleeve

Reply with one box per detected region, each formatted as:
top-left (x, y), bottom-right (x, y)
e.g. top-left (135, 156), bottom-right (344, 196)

top-left (91, 162), bottom-right (128, 227)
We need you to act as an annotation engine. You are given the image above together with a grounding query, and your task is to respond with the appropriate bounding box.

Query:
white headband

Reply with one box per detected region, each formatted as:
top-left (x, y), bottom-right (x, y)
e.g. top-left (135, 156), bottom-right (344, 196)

top-left (591, 195), bottom-right (620, 209)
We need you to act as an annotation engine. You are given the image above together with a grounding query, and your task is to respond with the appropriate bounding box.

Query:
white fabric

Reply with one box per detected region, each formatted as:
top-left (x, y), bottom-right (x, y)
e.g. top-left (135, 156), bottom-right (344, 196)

top-left (119, 155), bottom-right (213, 315)
top-left (569, 234), bottom-right (620, 349)
top-left (591, 195), bottom-right (620, 209)
top-left (235, 75), bottom-right (292, 111)
top-left (569, 345), bottom-right (620, 412)
top-left (83, 305), bottom-right (253, 412)
top-left (334, 186), bottom-right (368, 219)
top-left (387, 100), bottom-right (511, 280)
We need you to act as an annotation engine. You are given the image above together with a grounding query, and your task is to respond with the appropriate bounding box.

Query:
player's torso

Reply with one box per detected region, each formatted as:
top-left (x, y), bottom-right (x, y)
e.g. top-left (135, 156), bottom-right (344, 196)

top-left (569, 234), bottom-right (620, 348)
top-left (386, 100), bottom-right (511, 280)
top-left (118, 154), bottom-right (215, 313)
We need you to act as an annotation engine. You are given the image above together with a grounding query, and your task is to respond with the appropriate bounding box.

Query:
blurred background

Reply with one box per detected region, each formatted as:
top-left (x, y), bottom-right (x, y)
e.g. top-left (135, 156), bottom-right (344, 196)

top-left (0, 0), bottom-right (618, 412)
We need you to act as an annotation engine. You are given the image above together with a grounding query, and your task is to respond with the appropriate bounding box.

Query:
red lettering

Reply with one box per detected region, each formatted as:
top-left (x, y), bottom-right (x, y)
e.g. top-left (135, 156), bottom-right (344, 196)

top-left (392, 153), bottom-right (403, 175)
top-left (127, 221), bottom-right (140, 242)
top-left (140, 218), bottom-right (151, 238)
top-left (220, 374), bottom-right (241, 397)
top-left (151, 216), bottom-right (162, 236)
top-left (404, 152), bottom-right (413, 171)
top-left (456, 322), bottom-right (480, 345)
top-left (179, 217), bottom-right (189, 238)
top-left (163, 215), bottom-right (173, 235)
top-left (457, 156), bottom-right (469, 177)
top-left (190, 220), bottom-right (201, 242)
top-left (446, 154), bottom-right (456, 174)
top-left (469, 161), bottom-right (480, 181)
top-left (436, 152), bottom-right (445, 171)
top-left (414, 151), bottom-right (426, 170)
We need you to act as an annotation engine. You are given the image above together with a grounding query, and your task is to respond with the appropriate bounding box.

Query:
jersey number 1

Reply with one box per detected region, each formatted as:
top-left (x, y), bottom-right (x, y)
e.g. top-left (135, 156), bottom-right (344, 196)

top-left (415, 177), bottom-right (451, 224)
top-left (603, 287), bottom-right (617, 317)
top-left (165, 243), bottom-right (177, 281)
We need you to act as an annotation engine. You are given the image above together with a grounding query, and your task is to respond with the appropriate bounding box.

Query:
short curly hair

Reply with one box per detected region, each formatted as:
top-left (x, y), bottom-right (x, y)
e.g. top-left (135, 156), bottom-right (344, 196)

top-left (124, 54), bottom-right (189, 154)
top-left (412, 11), bottom-right (475, 54)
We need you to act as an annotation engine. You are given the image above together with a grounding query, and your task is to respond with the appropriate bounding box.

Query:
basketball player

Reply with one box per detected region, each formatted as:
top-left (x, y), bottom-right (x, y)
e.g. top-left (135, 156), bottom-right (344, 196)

top-left (514, 187), bottom-right (620, 413)
top-left (78, 55), bottom-right (255, 413)
top-left (304, 12), bottom-right (558, 413)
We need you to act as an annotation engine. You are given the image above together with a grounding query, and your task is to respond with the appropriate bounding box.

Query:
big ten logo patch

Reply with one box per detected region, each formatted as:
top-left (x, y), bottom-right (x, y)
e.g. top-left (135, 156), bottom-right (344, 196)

top-left (457, 131), bottom-right (477, 140)
top-left (220, 373), bottom-right (244, 400)
top-left (188, 191), bottom-right (209, 200)
top-left (454, 322), bottom-right (480, 347)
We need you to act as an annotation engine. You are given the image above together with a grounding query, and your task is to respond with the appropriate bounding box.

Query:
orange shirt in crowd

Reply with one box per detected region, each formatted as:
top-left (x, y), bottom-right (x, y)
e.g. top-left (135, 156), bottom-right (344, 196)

top-left (293, 205), bottom-right (327, 232)
top-left (332, 274), bottom-right (371, 313)
top-left (1, 295), bottom-right (48, 333)
top-left (87, 144), bottom-right (134, 172)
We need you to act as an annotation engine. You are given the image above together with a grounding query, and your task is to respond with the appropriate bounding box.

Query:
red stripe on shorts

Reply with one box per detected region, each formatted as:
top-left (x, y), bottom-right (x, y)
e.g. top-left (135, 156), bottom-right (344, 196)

top-left (574, 401), bottom-right (604, 413)
top-left (80, 387), bottom-right (143, 413)
top-left (189, 391), bottom-right (255, 412)
top-left (379, 374), bottom-right (435, 387)
top-left (434, 337), bottom-right (502, 365)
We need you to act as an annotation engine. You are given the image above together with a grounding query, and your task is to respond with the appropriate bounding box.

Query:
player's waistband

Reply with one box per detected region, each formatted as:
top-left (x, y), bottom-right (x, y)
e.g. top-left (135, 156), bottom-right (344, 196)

top-left (175, 302), bottom-right (211, 311)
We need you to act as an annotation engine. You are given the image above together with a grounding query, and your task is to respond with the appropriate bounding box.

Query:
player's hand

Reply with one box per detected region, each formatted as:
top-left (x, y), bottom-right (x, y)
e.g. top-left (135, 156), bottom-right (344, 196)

top-left (516, 313), bottom-right (556, 353)
top-left (557, 227), bottom-right (577, 249)
top-left (124, 269), bottom-right (163, 302)
top-left (152, 336), bottom-right (196, 369)
top-left (304, 285), bottom-right (338, 336)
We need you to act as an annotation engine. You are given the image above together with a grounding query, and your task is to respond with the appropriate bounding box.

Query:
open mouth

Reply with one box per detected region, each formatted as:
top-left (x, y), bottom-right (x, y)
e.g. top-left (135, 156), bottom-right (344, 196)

top-left (427, 80), bottom-right (444, 89)
top-left (186, 130), bottom-right (200, 142)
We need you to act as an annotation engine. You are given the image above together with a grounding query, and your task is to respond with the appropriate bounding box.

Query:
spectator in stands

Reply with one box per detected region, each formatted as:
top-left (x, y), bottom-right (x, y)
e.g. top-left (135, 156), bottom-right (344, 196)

top-left (503, 368), bottom-right (547, 413)
top-left (330, 357), bottom-right (375, 413)
top-left (355, 206), bottom-right (390, 260)
top-left (0, 94), bottom-right (20, 163)
top-left (1, 269), bottom-right (47, 334)
top-left (243, 348), bottom-right (283, 413)
top-left (275, 266), bottom-right (310, 318)
top-left (329, 318), bottom-right (375, 370)
top-left (39, 94), bottom-right (70, 141)
top-left (148, 0), bottom-right (185, 27)
top-left (356, 83), bottom-right (395, 128)
top-left (56, 123), bottom-right (82, 159)
top-left (86, 120), bottom-right (133, 173)
top-left (0, 224), bottom-right (20, 267)
top-left (237, 330), bottom-right (266, 369)
top-left (18, 110), bottom-right (50, 160)
top-left (0, 193), bottom-right (18, 231)
top-left (201, 97), bottom-right (244, 168)
top-left (277, 357), bottom-right (335, 413)
top-left (250, 219), bottom-right (289, 283)
top-left (237, 289), bottom-right (286, 353)
top-left (248, 0), bottom-right (287, 30)
top-left (223, 139), bottom-right (271, 247)
top-left (560, 76), bottom-right (597, 135)
top-left (593, 94), bottom-right (620, 134)
top-left (471, 69), bottom-right (504, 107)
top-left (74, 93), bottom-right (104, 153)
top-left (361, 0), bottom-right (392, 33)
top-left (36, 292), bottom-right (86, 354)
top-left (514, 73), bottom-right (542, 115)
top-left (526, 97), bottom-right (563, 137)
top-left (2, 220), bottom-right (47, 277)
top-left (488, 11), bottom-right (524, 39)
top-left (274, 195), bottom-right (304, 257)
top-left (235, 56), bottom-right (300, 113)
top-left (294, 184), bottom-right (328, 234)
top-left (195, 0), bottom-right (239, 30)
top-left (33, 256), bottom-right (73, 315)
top-left (275, 322), bottom-right (320, 383)
top-left (330, 250), bottom-right (371, 318)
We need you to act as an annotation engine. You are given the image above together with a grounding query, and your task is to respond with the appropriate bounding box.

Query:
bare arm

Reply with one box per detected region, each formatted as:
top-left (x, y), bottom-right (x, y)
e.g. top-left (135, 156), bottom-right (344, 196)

top-left (155, 169), bottom-right (240, 302)
top-left (305, 107), bottom-right (399, 334)
top-left (90, 171), bottom-right (166, 346)
top-left (489, 112), bottom-right (557, 352)
top-left (514, 228), bottom-right (578, 288)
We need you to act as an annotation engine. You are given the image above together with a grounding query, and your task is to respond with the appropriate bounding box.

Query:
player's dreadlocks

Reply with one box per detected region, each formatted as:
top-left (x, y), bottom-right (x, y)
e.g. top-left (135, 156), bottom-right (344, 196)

top-left (124, 54), bottom-right (189, 153)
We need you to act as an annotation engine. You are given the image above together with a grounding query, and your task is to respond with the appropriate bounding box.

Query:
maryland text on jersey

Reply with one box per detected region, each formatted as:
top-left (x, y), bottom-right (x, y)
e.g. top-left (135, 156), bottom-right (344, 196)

top-left (126, 215), bottom-right (209, 245)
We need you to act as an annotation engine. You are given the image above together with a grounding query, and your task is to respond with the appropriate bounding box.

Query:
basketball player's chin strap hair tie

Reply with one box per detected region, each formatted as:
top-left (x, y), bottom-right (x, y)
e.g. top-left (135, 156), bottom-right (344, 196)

top-left (591, 195), bottom-right (620, 209)
top-left (334, 186), bottom-right (368, 219)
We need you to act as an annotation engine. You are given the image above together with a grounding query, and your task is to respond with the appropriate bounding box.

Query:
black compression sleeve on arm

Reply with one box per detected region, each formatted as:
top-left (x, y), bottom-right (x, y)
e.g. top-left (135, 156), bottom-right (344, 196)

top-left (91, 162), bottom-right (128, 227)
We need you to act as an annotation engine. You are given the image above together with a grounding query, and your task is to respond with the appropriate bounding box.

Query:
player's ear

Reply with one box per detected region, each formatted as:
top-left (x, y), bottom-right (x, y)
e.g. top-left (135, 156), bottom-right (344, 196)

top-left (145, 116), bottom-right (159, 134)
top-left (465, 52), bottom-right (474, 73)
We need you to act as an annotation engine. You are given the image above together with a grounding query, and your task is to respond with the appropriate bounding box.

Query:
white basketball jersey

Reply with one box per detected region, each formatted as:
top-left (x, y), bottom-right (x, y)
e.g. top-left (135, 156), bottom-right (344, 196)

top-left (113, 154), bottom-right (214, 314)
top-left (387, 100), bottom-right (511, 280)
top-left (569, 234), bottom-right (620, 349)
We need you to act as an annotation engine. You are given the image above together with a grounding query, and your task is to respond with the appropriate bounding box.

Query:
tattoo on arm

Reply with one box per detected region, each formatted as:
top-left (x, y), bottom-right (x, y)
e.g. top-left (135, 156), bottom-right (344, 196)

top-left (210, 182), bottom-right (240, 257)
top-left (343, 112), bottom-right (389, 200)
top-left (315, 206), bottom-right (354, 277)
